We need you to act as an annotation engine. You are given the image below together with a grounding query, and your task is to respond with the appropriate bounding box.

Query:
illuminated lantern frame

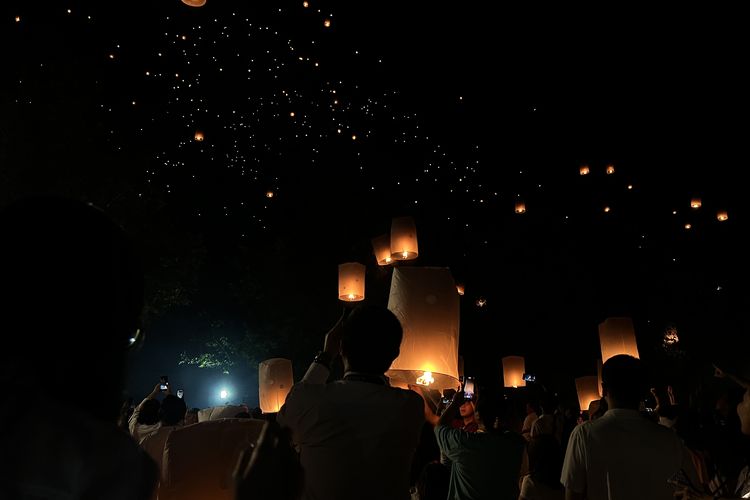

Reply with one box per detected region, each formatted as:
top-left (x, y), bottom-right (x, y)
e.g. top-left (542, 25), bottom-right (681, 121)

top-left (182, 0), bottom-right (207, 6)
top-left (690, 198), bottom-right (702, 209)
top-left (580, 165), bottom-right (590, 175)
top-left (386, 267), bottom-right (461, 392)
top-left (606, 165), bottom-right (615, 175)
top-left (259, 358), bottom-right (294, 413)
top-left (390, 216), bottom-right (419, 261)
top-left (575, 375), bottom-right (600, 413)
top-left (515, 201), bottom-right (526, 214)
top-left (502, 355), bottom-right (526, 388)
top-left (598, 317), bottom-right (640, 363)
top-left (717, 211), bottom-right (729, 222)
top-left (338, 262), bottom-right (365, 302)
top-left (371, 234), bottom-right (393, 266)
top-left (194, 130), bottom-right (205, 142)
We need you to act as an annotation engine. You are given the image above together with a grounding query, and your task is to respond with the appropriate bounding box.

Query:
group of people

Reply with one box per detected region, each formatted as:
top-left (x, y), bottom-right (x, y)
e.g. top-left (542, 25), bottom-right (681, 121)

top-left (2, 196), bottom-right (749, 500)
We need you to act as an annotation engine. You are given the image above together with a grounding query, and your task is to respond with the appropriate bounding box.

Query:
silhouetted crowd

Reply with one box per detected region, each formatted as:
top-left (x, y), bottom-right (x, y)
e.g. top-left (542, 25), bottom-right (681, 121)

top-left (2, 197), bottom-right (748, 500)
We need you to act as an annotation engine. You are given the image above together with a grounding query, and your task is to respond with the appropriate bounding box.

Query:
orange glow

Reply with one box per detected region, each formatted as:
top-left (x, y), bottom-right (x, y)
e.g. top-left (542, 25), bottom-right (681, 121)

top-left (390, 216), bottom-right (419, 261)
top-left (181, 0), bottom-right (207, 7)
top-left (194, 131), bottom-right (204, 142)
top-left (323, 19), bottom-right (331, 28)
top-left (338, 262), bottom-right (365, 302)
top-left (599, 317), bottom-right (640, 363)
top-left (456, 284), bottom-right (465, 296)
top-left (690, 198), bottom-right (702, 209)
top-left (717, 211), bottom-right (729, 222)
top-left (515, 201), bottom-right (526, 214)
top-left (579, 166), bottom-right (590, 175)
top-left (265, 191), bottom-right (274, 198)
top-left (502, 356), bottom-right (526, 388)
top-left (606, 165), bottom-right (615, 174)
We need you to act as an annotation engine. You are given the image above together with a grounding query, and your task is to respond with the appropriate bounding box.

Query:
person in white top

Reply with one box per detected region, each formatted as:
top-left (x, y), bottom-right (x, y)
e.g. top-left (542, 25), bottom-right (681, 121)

top-left (277, 305), bottom-right (425, 500)
top-left (129, 383), bottom-right (164, 443)
top-left (561, 354), bottom-right (697, 500)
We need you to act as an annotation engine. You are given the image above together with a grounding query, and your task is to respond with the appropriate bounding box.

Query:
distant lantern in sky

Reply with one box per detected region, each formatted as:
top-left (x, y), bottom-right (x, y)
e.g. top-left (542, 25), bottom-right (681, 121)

top-left (691, 198), bottom-right (702, 209)
top-left (194, 130), bottom-right (204, 142)
top-left (502, 356), bottom-right (526, 388)
top-left (456, 283), bottom-right (465, 296)
top-left (606, 165), bottom-right (615, 174)
top-left (15, 16), bottom-right (21, 22)
top-left (386, 267), bottom-right (461, 392)
top-left (717, 211), bottom-right (729, 222)
top-left (580, 165), bottom-right (590, 175)
top-left (181, 0), bottom-right (207, 7)
top-left (604, 206), bottom-right (611, 213)
top-left (265, 191), bottom-right (274, 198)
top-left (289, 111), bottom-right (295, 117)
top-left (303, 1), bottom-right (309, 7)
top-left (575, 376), bottom-right (601, 413)
top-left (598, 317), bottom-right (640, 363)
top-left (515, 201), bottom-right (526, 214)
top-left (323, 18), bottom-right (331, 28)
top-left (475, 297), bottom-right (487, 308)
top-left (390, 216), bottom-right (418, 260)
top-left (338, 262), bottom-right (365, 302)
top-left (258, 358), bottom-right (293, 413)
top-left (684, 223), bottom-right (692, 230)
top-left (371, 234), bottom-right (393, 266)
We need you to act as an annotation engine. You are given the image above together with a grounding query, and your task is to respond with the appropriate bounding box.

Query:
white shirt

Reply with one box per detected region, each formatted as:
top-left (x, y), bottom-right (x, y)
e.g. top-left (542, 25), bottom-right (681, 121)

top-left (277, 362), bottom-right (425, 500)
top-left (561, 408), bottom-right (694, 500)
top-left (128, 397), bottom-right (162, 443)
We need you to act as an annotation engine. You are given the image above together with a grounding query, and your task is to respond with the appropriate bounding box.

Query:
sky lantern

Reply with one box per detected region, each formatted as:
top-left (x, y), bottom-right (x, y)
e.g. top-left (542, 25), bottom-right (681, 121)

top-left (690, 198), bottom-right (702, 209)
top-left (258, 358), bottom-right (293, 413)
top-left (598, 317), bottom-right (640, 363)
top-left (575, 376), bottom-right (600, 413)
top-left (502, 356), bottom-right (526, 388)
top-left (456, 283), bottom-right (465, 296)
top-left (194, 130), bottom-right (204, 142)
top-left (265, 191), bottom-right (274, 198)
top-left (515, 201), bottom-right (526, 214)
top-left (386, 267), bottom-right (461, 392)
top-left (181, 0), bottom-right (207, 7)
top-left (323, 19), bottom-right (332, 28)
top-left (371, 234), bottom-right (393, 266)
top-left (717, 211), bottom-right (729, 222)
top-left (606, 164), bottom-right (615, 175)
top-left (338, 262), bottom-right (365, 302)
top-left (390, 216), bottom-right (418, 260)
top-left (579, 165), bottom-right (590, 175)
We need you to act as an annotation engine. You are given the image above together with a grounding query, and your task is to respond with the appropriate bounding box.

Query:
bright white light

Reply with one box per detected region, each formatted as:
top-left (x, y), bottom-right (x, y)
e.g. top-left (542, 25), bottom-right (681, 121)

top-left (219, 389), bottom-right (228, 399)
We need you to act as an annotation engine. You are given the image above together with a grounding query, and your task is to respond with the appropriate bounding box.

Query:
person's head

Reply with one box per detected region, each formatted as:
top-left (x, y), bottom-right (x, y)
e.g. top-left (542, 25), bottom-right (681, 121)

top-left (474, 390), bottom-right (503, 432)
top-left (526, 400), bottom-right (540, 415)
top-left (138, 399), bottom-right (161, 426)
top-left (340, 304), bottom-right (403, 374)
top-left (251, 407), bottom-right (263, 419)
top-left (459, 400), bottom-right (475, 419)
top-left (0, 196), bottom-right (143, 422)
top-left (415, 462), bottom-right (450, 500)
top-left (160, 394), bottom-right (187, 426)
top-left (602, 355), bottom-right (647, 410)
top-left (184, 408), bottom-right (200, 426)
top-left (528, 434), bottom-right (563, 489)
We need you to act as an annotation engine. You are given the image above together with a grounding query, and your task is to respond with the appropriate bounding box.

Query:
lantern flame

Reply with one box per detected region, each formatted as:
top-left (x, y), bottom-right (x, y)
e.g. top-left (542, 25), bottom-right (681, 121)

top-left (416, 371), bottom-right (434, 386)
top-left (385, 257), bottom-right (392, 263)
top-left (717, 211), bottom-right (729, 222)
top-left (606, 165), bottom-right (615, 174)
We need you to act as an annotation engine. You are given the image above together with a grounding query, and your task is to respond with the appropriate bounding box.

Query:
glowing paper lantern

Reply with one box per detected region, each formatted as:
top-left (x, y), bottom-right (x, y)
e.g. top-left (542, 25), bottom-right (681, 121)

top-left (338, 262), bottom-right (365, 302)
top-left (194, 130), bottom-right (204, 142)
top-left (371, 234), bottom-right (393, 266)
top-left (580, 165), bottom-right (590, 175)
top-left (390, 216), bottom-right (418, 260)
top-left (717, 211), bottom-right (729, 222)
top-left (515, 201), bottom-right (526, 214)
top-left (598, 317), bottom-right (640, 363)
top-left (323, 19), bottom-right (331, 28)
top-left (456, 283), bottom-right (465, 296)
top-left (265, 191), bottom-right (274, 198)
top-left (690, 198), bottom-right (702, 209)
top-left (576, 376), bottom-right (600, 413)
top-left (182, 0), bottom-right (207, 7)
top-left (502, 356), bottom-right (526, 388)
top-left (386, 267), bottom-right (461, 392)
top-left (259, 358), bottom-right (294, 413)
top-left (606, 165), bottom-right (615, 174)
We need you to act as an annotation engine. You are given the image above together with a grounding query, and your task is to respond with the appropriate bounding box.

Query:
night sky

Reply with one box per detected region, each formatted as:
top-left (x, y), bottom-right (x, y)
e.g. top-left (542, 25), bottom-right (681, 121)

top-left (2, 1), bottom-right (748, 408)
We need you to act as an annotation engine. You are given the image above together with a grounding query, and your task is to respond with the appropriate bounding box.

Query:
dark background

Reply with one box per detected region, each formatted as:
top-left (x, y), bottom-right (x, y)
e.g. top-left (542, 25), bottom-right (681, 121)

top-left (2, 1), bottom-right (747, 409)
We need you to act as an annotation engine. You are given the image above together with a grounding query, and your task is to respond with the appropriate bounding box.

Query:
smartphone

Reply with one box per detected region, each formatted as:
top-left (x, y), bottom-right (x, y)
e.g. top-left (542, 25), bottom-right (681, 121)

top-left (177, 389), bottom-right (184, 399)
top-left (160, 375), bottom-right (169, 391)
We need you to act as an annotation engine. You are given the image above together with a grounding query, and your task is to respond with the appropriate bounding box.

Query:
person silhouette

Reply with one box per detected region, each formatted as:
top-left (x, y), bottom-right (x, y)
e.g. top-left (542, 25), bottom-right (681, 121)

top-left (0, 196), bottom-right (157, 499)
